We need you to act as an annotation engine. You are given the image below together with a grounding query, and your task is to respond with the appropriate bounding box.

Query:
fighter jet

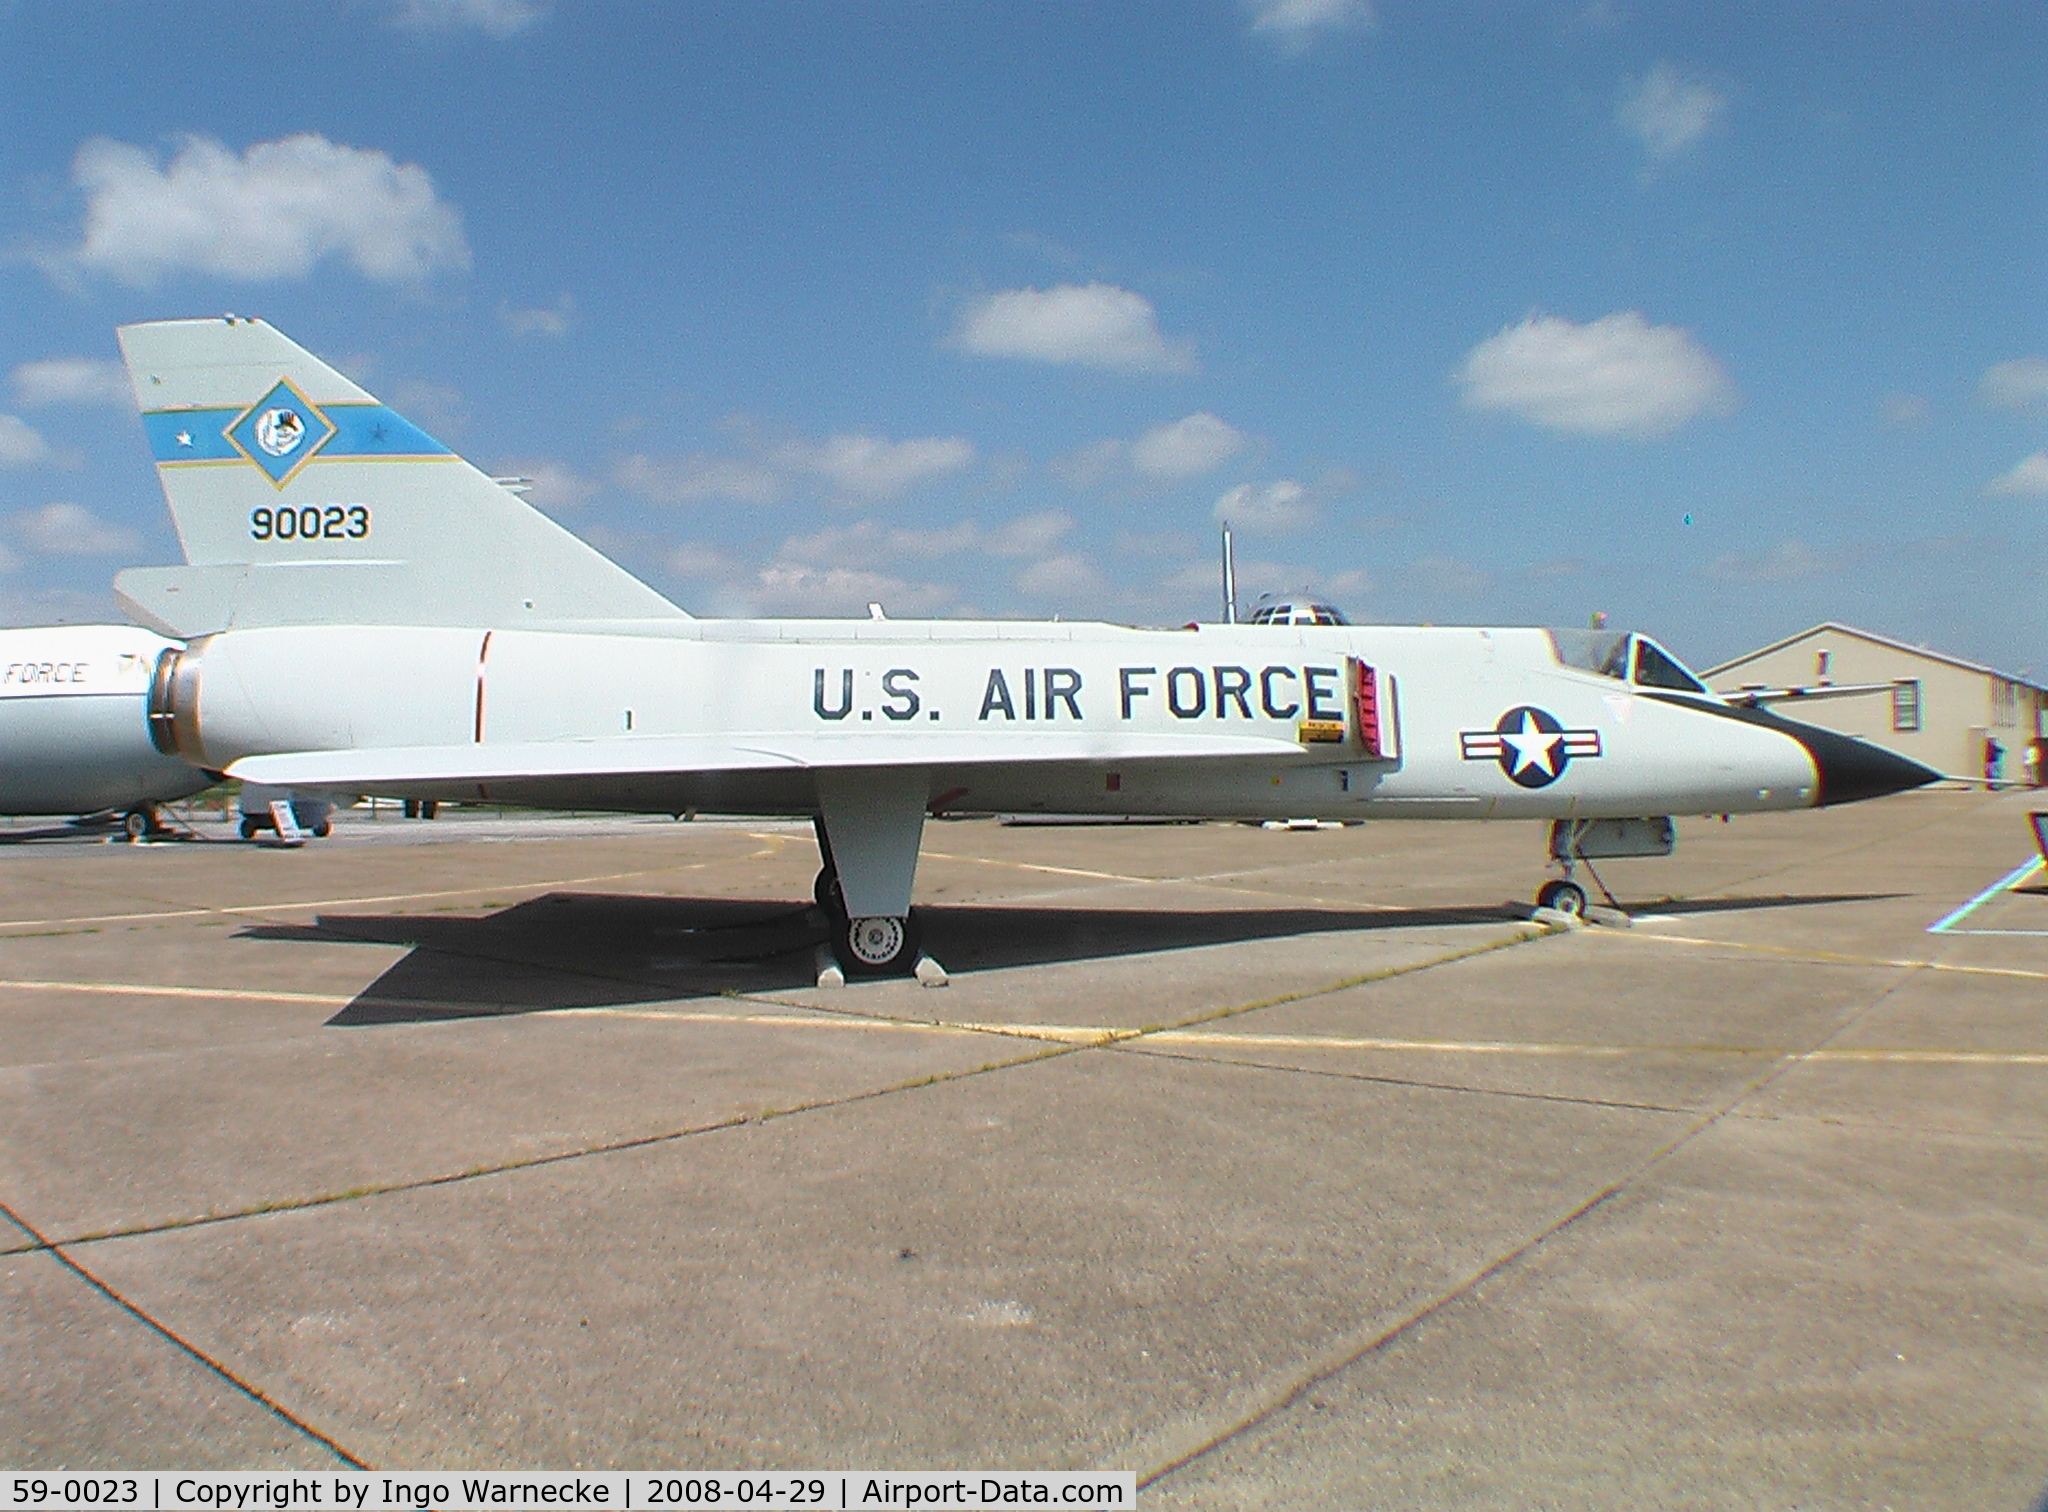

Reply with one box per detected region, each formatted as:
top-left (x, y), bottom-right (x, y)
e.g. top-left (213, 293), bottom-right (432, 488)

top-left (0, 623), bottom-right (211, 836)
top-left (113, 317), bottom-right (1939, 973)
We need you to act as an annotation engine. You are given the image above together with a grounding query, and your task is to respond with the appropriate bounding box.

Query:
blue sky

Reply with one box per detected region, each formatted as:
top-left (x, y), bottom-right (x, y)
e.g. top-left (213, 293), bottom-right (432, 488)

top-left (1, 0), bottom-right (2043, 673)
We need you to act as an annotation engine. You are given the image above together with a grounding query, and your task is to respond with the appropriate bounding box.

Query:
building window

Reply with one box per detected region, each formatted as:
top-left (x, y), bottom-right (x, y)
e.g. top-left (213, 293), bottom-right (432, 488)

top-left (1993, 680), bottom-right (2018, 727)
top-left (1892, 679), bottom-right (1922, 733)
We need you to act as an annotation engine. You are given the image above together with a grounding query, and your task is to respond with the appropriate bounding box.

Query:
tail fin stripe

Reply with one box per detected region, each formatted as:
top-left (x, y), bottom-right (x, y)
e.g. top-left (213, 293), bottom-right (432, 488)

top-left (142, 409), bottom-right (242, 462)
top-left (144, 404), bottom-right (451, 466)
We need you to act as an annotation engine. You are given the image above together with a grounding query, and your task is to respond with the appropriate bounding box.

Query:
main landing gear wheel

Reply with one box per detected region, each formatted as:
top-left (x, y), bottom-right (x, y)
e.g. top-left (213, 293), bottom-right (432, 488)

top-left (814, 866), bottom-right (844, 915)
top-left (840, 913), bottom-right (920, 976)
top-left (1536, 878), bottom-right (1588, 917)
top-left (122, 809), bottom-right (153, 841)
top-left (817, 879), bottom-right (922, 978)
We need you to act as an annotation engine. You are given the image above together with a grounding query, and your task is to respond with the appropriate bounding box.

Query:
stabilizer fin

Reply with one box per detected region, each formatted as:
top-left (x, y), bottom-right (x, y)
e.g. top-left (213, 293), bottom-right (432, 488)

top-left (118, 317), bottom-right (686, 631)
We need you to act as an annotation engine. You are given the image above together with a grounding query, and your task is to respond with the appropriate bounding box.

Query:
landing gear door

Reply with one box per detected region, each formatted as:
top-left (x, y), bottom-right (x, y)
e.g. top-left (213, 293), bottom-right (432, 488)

top-left (1347, 657), bottom-right (1400, 762)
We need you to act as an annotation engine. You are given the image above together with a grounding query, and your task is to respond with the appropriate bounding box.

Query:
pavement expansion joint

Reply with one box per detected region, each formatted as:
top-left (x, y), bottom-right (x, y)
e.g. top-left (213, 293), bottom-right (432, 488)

top-left (24, 927), bottom-right (1550, 1253)
top-left (0, 1199), bottom-right (368, 1469)
top-left (1121, 1043), bottom-right (1700, 1117)
top-left (1139, 863), bottom-right (2012, 1492)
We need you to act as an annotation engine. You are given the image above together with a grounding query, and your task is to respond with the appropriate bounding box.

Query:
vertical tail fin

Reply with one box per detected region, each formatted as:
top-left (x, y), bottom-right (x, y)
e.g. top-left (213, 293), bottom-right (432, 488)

top-left (116, 317), bottom-right (685, 633)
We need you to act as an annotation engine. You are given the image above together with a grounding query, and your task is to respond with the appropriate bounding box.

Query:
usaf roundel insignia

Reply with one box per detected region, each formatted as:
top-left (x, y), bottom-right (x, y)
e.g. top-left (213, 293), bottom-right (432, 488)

top-left (1460, 705), bottom-right (1603, 788)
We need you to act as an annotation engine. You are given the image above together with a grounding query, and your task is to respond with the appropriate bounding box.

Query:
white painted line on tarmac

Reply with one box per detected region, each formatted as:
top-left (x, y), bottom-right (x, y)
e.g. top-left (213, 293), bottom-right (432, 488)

top-left (1928, 856), bottom-right (2046, 934)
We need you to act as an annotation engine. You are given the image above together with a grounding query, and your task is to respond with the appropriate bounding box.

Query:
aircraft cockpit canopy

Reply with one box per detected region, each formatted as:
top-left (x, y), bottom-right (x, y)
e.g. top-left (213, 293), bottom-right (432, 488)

top-left (1546, 629), bottom-right (1709, 694)
top-left (1247, 597), bottom-right (1350, 626)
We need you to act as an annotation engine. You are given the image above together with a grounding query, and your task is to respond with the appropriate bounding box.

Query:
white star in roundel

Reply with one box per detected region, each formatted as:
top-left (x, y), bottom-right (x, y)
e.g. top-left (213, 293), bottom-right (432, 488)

top-left (176, 430), bottom-right (193, 447)
top-left (1496, 709), bottom-right (1564, 780)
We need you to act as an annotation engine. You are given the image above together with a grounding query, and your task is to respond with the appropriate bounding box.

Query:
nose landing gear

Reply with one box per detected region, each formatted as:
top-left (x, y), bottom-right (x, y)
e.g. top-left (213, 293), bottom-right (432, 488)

top-left (1535, 876), bottom-right (1589, 917)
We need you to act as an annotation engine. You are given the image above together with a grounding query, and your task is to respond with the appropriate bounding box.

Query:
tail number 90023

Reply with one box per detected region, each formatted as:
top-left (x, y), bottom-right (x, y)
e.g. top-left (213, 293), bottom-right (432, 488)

top-left (251, 505), bottom-right (370, 541)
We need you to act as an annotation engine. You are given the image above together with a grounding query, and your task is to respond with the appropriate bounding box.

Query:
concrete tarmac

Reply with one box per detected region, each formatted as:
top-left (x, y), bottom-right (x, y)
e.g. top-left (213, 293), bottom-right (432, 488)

top-left (2, 792), bottom-right (2045, 1507)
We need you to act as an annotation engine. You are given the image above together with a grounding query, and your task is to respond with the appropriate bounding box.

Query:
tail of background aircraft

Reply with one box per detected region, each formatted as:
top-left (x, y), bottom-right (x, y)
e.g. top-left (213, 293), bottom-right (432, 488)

top-left (115, 317), bottom-right (686, 636)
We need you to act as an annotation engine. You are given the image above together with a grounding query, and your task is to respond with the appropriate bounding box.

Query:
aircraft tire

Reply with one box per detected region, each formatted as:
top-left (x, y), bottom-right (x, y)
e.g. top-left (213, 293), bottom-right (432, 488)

top-left (833, 910), bottom-right (922, 978)
top-left (1536, 879), bottom-right (1587, 917)
top-left (123, 810), bottom-right (151, 841)
top-left (312, 821), bottom-right (333, 839)
top-left (814, 866), bottom-right (843, 915)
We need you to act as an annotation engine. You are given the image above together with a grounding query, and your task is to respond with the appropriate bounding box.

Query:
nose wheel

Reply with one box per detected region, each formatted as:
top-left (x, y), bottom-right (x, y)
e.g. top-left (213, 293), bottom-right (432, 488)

top-left (1535, 877), bottom-right (1589, 917)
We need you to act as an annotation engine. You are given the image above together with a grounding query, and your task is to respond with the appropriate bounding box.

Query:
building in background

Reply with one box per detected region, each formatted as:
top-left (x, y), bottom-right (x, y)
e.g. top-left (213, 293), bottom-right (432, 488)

top-left (1707, 623), bottom-right (2048, 787)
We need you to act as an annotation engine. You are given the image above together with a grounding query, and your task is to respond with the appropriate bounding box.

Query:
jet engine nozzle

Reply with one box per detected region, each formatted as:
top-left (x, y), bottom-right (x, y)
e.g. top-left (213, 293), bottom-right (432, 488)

top-left (145, 644), bottom-right (204, 761)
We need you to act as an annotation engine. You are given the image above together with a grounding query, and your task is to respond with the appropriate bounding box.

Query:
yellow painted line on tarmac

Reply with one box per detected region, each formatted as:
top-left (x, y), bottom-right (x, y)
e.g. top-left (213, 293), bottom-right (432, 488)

top-left (9, 976), bottom-right (2039, 1068)
top-left (0, 857), bottom-right (760, 934)
top-left (0, 977), bottom-right (354, 1007)
top-left (1140, 1029), bottom-right (2048, 1066)
top-left (915, 849), bottom-right (1162, 885)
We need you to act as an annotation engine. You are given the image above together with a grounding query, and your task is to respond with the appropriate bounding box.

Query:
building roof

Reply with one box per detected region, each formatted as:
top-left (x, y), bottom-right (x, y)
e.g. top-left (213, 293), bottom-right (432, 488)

top-left (1706, 622), bottom-right (2048, 693)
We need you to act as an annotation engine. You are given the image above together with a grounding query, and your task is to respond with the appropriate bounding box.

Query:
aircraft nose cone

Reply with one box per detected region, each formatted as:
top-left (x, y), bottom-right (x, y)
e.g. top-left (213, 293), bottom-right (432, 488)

top-left (1777, 717), bottom-right (1945, 805)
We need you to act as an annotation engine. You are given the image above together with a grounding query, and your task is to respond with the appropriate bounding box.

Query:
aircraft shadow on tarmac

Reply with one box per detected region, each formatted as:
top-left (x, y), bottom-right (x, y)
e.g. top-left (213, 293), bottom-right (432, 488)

top-left (232, 888), bottom-right (1898, 1028)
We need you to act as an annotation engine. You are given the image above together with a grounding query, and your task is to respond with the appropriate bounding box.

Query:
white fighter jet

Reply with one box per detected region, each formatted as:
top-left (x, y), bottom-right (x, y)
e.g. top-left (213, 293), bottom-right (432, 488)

top-left (0, 623), bottom-right (211, 835)
top-left (112, 317), bottom-right (1938, 973)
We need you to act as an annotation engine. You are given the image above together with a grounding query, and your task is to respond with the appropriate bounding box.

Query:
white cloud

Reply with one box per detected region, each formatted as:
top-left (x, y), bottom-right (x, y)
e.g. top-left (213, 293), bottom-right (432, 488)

top-left (1214, 479), bottom-right (1313, 533)
top-left (1879, 392), bottom-right (1930, 428)
top-left (793, 433), bottom-right (974, 500)
top-left (1130, 413), bottom-right (1247, 479)
top-left (58, 133), bottom-right (469, 287)
top-left (0, 416), bottom-right (52, 467)
top-left (1703, 540), bottom-right (1837, 582)
top-left (390, 0), bottom-right (546, 36)
top-left (499, 294), bottom-right (574, 338)
top-left (1014, 553), bottom-right (1107, 599)
top-left (1986, 452), bottom-right (2048, 497)
top-left (12, 358), bottom-right (129, 408)
top-left (615, 452), bottom-right (786, 507)
top-left (750, 565), bottom-right (956, 618)
top-left (617, 429), bottom-right (973, 507)
top-left (1243, 0), bottom-right (1373, 48)
top-left (776, 511), bottom-right (1074, 571)
top-left (500, 460), bottom-right (597, 510)
top-left (985, 510), bottom-right (1075, 558)
top-left (1054, 414), bottom-right (1247, 488)
top-left (1049, 438), bottom-right (1127, 489)
top-left (1617, 63), bottom-right (1727, 164)
top-left (1457, 311), bottom-right (1737, 438)
top-left (13, 502), bottom-right (141, 556)
top-left (1980, 358), bottom-right (2048, 412)
top-left (666, 541), bottom-right (740, 579)
top-left (951, 283), bottom-right (1196, 375)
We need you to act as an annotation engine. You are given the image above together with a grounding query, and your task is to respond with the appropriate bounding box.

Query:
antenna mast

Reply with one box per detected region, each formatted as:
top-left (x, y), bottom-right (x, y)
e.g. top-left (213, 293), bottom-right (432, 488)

top-left (1220, 523), bottom-right (1238, 625)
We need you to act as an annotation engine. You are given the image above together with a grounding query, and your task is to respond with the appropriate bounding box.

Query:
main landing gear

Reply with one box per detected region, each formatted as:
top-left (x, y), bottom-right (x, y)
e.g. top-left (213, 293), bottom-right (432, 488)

top-left (810, 767), bottom-right (933, 980)
top-left (814, 859), bottom-right (923, 977)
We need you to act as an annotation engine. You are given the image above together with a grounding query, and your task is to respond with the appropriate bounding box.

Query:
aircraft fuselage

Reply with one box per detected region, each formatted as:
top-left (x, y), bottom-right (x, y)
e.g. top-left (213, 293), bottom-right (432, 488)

top-left (0, 624), bottom-right (211, 817)
top-left (163, 619), bottom-right (1834, 821)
